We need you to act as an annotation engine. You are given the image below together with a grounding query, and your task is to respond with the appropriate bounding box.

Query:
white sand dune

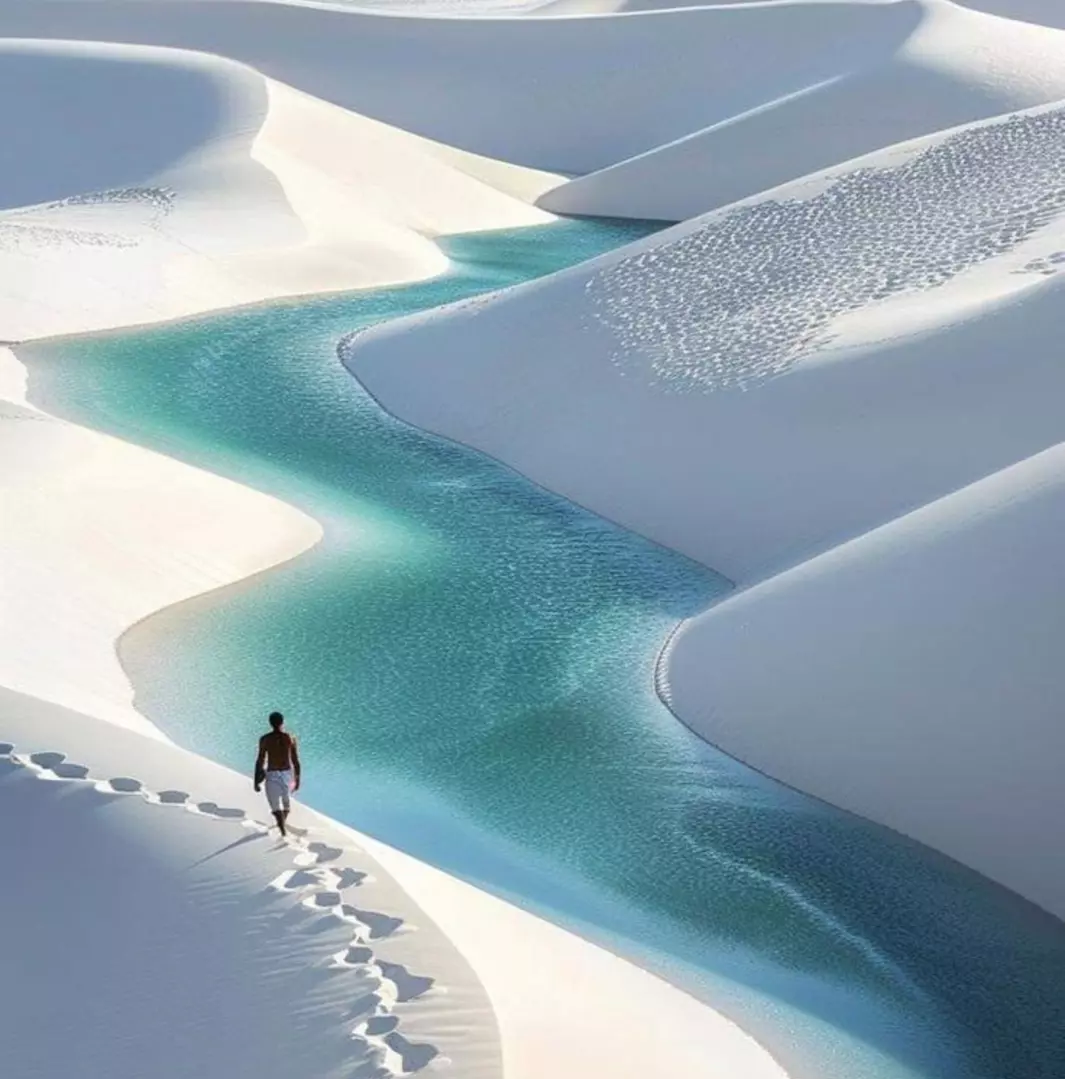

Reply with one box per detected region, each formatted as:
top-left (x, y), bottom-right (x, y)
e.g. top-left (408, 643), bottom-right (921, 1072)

top-left (666, 442), bottom-right (1065, 921)
top-left (0, 8), bottom-right (789, 1077)
top-left (953, 0), bottom-right (1065, 27)
top-left (0, 684), bottom-right (783, 1078)
top-left (0, 36), bottom-right (554, 339)
top-left (0, 346), bottom-right (321, 736)
top-left (0, 0), bottom-right (940, 177)
top-left (0, 685), bottom-right (498, 1079)
top-left (346, 101), bottom-right (1065, 583)
top-left (541, 0), bottom-right (1065, 26)
top-left (344, 93), bottom-right (1065, 914)
top-left (540, 1), bottom-right (1065, 220)
top-left (8, 1), bottom-right (1059, 226)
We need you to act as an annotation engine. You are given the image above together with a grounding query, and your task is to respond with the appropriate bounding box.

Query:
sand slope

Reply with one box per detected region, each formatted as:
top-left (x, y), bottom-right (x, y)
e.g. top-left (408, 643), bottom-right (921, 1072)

top-left (953, 0), bottom-right (1065, 27)
top-left (343, 95), bottom-right (1065, 913)
top-left (0, 684), bottom-right (783, 1078)
top-left (0, 37), bottom-right (554, 339)
top-left (0, 0), bottom-right (929, 174)
top-left (666, 443), bottom-right (1065, 920)
top-left (0, 347), bottom-right (321, 737)
top-left (345, 102), bottom-right (1065, 583)
top-left (540, 1), bottom-right (1065, 220)
top-left (0, 686), bottom-right (500, 1079)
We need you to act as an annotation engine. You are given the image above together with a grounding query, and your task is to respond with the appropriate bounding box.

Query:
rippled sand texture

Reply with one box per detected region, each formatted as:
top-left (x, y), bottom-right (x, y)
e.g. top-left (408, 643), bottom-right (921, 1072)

top-left (586, 107), bottom-right (1065, 391)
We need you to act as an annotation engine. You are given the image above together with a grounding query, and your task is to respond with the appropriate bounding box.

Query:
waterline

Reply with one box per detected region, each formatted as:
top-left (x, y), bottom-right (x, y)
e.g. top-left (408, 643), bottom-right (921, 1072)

top-left (23, 219), bottom-right (1065, 1079)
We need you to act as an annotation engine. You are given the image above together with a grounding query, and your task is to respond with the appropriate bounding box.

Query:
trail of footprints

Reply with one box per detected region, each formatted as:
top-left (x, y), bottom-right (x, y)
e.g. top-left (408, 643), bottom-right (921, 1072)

top-left (0, 740), bottom-right (440, 1078)
top-left (586, 105), bottom-right (1065, 391)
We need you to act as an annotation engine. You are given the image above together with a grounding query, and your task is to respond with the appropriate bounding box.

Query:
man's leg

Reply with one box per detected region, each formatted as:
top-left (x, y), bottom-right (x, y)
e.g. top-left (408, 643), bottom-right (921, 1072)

top-left (266, 774), bottom-right (288, 836)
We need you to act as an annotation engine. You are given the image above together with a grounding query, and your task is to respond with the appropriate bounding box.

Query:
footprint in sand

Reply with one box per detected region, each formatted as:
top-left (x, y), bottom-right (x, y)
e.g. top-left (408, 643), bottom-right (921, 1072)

top-left (305, 890), bottom-right (345, 911)
top-left (292, 841), bottom-right (344, 867)
top-left (95, 776), bottom-right (143, 794)
top-left (328, 866), bottom-right (366, 890)
top-left (192, 800), bottom-right (246, 820)
top-left (332, 943), bottom-right (375, 968)
top-left (0, 736), bottom-right (440, 1074)
top-left (380, 1031), bottom-right (439, 1074)
top-left (352, 1028), bottom-right (439, 1078)
top-left (377, 961), bottom-right (435, 1002)
top-left (271, 867), bottom-right (329, 892)
top-left (145, 788), bottom-right (190, 806)
top-left (344, 907), bottom-right (404, 940)
top-left (27, 751), bottom-right (90, 780)
top-left (357, 1014), bottom-right (400, 1037)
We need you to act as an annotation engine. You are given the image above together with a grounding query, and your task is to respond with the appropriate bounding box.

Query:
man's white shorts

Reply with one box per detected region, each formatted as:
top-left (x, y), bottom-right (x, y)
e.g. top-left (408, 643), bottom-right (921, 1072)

top-left (264, 769), bottom-right (293, 812)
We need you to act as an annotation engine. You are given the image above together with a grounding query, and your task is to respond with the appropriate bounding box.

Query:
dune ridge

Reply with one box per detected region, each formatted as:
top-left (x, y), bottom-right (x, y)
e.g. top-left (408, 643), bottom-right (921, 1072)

top-left (540, 1), bottom-right (1065, 219)
top-left (341, 4), bottom-right (1065, 919)
top-left (0, 9), bottom-right (791, 1077)
top-left (0, 675), bottom-right (784, 1078)
top-left (665, 441), bottom-right (1065, 920)
top-left (0, 36), bottom-right (556, 340)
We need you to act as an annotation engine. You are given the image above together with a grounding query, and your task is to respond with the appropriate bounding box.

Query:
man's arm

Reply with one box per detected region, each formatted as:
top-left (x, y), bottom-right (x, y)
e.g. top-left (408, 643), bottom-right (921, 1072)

top-left (291, 737), bottom-right (301, 793)
top-left (254, 736), bottom-right (266, 791)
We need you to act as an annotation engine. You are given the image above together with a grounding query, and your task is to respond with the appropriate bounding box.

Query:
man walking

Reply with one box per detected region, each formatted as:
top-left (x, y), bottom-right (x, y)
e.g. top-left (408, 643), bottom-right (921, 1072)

top-left (254, 711), bottom-right (301, 837)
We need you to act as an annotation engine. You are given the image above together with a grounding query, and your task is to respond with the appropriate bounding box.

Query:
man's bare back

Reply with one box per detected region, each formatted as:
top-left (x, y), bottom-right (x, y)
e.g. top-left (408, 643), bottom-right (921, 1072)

top-left (260, 730), bottom-right (296, 771)
top-left (254, 711), bottom-right (301, 836)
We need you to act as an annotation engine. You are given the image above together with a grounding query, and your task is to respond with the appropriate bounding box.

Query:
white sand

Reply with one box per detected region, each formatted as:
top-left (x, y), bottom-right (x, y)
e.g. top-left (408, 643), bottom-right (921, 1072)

top-left (952, 0), bottom-right (1065, 27)
top-left (343, 26), bottom-right (1065, 918)
top-left (0, 347), bottom-right (321, 737)
top-left (0, 13), bottom-right (785, 1080)
top-left (0, 37), bottom-right (556, 340)
top-left (541, 1), bottom-right (1065, 220)
top-left (667, 442), bottom-right (1065, 921)
top-left (356, 833), bottom-right (780, 1079)
top-left (0, 686), bottom-right (502, 1078)
top-left (0, 0), bottom-right (957, 180)
top-left (5, 0), bottom-right (1054, 228)
top-left (347, 99), bottom-right (1065, 584)
top-left (13, 0), bottom-right (1064, 1069)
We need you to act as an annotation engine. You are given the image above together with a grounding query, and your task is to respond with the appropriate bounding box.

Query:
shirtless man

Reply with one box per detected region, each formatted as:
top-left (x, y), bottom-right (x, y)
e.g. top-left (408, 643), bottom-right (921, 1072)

top-left (254, 711), bottom-right (301, 837)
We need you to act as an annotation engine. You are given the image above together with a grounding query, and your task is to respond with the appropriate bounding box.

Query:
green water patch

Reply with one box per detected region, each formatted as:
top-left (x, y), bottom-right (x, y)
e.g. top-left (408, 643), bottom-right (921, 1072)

top-left (23, 219), bottom-right (1065, 1079)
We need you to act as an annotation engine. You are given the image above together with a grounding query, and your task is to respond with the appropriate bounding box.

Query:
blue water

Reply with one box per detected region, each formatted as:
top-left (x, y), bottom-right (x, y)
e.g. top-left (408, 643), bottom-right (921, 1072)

top-left (24, 219), bottom-right (1065, 1079)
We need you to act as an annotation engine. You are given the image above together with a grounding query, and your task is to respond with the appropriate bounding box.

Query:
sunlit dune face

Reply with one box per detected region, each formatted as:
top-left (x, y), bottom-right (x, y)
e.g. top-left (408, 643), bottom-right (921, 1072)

top-left (587, 107), bottom-right (1065, 392)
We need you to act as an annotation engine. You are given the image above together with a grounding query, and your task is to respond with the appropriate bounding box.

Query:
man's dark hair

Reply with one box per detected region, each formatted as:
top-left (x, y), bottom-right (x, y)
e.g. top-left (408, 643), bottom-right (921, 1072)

top-left (269, 711), bottom-right (284, 730)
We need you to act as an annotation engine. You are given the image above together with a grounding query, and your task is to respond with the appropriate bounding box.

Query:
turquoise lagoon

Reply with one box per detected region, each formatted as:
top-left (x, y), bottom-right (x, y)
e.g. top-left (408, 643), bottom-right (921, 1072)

top-left (24, 219), bottom-right (1065, 1079)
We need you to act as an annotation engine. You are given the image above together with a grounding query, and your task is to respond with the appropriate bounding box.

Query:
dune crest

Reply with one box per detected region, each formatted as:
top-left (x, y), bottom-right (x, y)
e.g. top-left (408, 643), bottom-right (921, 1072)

top-left (541, 0), bottom-right (1065, 220)
top-left (0, 686), bottom-right (784, 1077)
top-left (343, 84), bottom-right (1065, 914)
top-left (0, 37), bottom-right (554, 340)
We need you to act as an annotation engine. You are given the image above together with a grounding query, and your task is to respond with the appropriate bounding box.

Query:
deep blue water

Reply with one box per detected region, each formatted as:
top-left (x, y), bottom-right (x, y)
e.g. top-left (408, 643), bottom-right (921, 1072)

top-left (24, 219), bottom-right (1065, 1079)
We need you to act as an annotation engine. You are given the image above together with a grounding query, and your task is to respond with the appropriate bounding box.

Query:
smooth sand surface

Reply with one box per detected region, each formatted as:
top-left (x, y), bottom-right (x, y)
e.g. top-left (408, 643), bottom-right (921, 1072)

top-left (0, 686), bottom-right (502, 1079)
top-left (0, 37), bottom-right (556, 340)
top-left (540, 1), bottom-right (1065, 219)
top-left (343, 86), bottom-right (1065, 917)
top-left (0, 12), bottom-right (786, 1078)
top-left (951, 0), bottom-right (1065, 27)
top-left (0, 348), bottom-right (322, 737)
top-left (667, 443), bottom-right (1065, 921)
top-left (346, 101), bottom-right (1065, 583)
